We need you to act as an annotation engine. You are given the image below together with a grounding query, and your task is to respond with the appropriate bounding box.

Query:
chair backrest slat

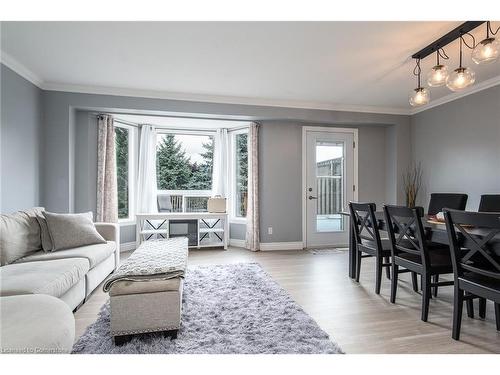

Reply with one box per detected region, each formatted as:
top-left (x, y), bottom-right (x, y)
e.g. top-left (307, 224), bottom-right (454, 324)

top-left (479, 194), bottom-right (500, 213)
top-left (348, 202), bottom-right (383, 254)
top-left (444, 209), bottom-right (500, 281)
top-left (383, 205), bottom-right (430, 266)
top-left (428, 193), bottom-right (468, 215)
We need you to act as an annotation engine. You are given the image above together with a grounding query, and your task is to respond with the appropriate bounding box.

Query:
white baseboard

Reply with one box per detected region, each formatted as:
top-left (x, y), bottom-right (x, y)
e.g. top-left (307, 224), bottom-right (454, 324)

top-left (229, 239), bottom-right (246, 248)
top-left (120, 242), bottom-right (136, 253)
top-left (259, 241), bottom-right (304, 251)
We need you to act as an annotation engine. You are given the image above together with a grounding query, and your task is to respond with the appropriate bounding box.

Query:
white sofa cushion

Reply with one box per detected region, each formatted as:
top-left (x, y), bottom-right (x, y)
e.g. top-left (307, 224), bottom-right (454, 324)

top-left (0, 294), bottom-right (75, 353)
top-left (16, 241), bottom-right (117, 269)
top-left (0, 208), bottom-right (43, 265)
top-left (0, 258), bottom-right (89, 298)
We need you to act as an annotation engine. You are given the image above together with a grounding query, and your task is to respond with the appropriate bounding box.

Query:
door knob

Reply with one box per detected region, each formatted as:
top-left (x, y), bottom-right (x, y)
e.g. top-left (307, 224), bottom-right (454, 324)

top-left (308, 195), bottom-right (318, 200)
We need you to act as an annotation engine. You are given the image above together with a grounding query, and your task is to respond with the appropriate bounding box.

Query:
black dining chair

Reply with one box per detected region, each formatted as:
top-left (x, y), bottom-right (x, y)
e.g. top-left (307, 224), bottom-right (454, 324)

top-left (349, 202), bottom-right (392, 294)
top-left (479, 194), bottom-right (500, 213)
top-left (384, 205), bottom-right (454, 322)
top-left (443, 209), bottom-right (500, 340)
top-left (428, 193), bottom-right (468, 215)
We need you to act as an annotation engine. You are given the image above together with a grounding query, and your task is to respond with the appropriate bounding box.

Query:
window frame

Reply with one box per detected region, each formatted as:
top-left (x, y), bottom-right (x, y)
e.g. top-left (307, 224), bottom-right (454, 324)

top-left (229, 128), bottom-right (249, 224)
top-left (115, 122), bottom-right (137, 225)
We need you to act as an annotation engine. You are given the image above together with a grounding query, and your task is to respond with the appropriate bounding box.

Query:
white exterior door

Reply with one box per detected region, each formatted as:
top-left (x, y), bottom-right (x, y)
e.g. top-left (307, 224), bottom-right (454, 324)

top-left (303, 128), bottom-right (357, 248)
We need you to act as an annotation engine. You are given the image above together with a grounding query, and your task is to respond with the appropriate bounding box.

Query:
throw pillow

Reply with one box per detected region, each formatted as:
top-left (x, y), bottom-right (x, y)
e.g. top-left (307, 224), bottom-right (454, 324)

top-left (0, 208), bottom-right (43, 265)
top-left (43, 211), bottom-right (106, 251)
top-left (35, 210), bottom-right (53, 252)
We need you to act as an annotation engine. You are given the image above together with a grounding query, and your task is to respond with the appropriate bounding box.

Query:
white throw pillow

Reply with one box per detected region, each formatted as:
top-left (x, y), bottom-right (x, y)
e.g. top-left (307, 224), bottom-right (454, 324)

top-left (0, 208), bottom-right (43, 265)
top-left (42, 211), bottom-right (106, 251)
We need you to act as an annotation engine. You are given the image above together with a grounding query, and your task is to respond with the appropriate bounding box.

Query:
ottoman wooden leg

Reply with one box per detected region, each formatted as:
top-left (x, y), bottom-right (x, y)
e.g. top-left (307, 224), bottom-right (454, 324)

top-left (114, 334), bottom-right (133, 346)
top-left (163, 329), bottom-right (178, 340)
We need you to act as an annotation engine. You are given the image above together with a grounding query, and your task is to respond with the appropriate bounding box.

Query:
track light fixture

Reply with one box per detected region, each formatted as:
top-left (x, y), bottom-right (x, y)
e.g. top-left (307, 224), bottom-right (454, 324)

top-left (409, 21), bottom-right (498, 106)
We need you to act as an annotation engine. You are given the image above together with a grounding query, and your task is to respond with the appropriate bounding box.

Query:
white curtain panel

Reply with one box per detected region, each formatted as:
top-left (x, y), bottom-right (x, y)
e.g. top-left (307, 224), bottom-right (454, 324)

top-left (212, 128), bottom-right (229, 197)
top-left (245, 123), bottom-right (260, 251)
top-left (137, 125), bottom-right (158, 213)
top-left (96, 115), bottom-right (118, 223)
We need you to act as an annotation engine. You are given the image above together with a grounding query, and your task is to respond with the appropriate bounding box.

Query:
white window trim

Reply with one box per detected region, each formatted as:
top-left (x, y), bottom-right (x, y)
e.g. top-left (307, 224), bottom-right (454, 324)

top-left (115, 122), bottom-right (137, 226)
top-left (228, 128), bottom-right (249, 224)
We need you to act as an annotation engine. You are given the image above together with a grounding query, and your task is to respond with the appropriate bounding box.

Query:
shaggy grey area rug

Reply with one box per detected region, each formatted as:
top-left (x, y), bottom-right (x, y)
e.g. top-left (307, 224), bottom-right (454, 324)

top-left (72, 263), bottom-right (343, 354)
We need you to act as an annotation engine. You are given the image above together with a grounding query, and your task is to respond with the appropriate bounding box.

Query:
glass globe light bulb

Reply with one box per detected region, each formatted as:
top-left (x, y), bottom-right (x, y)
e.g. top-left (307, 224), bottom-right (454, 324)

top-left (472, 37), bottom-right (500, 64)
top-left (409, 87), bottom-right (430, 107)
top-left (446, 67), bottom-right (475, 92)
top-left (427, 64), bottom-right (449, 87)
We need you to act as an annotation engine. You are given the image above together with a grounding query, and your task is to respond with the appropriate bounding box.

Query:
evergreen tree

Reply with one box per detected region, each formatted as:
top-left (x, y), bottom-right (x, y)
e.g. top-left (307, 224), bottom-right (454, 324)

top-left (156, 135), bottom-right (192, 190)
top-left (188, 138), bottom-right (214, 190)
top-left (236, 134), bottom-right (248, 216)
top-left (115, 127), bottom-right (129, 219)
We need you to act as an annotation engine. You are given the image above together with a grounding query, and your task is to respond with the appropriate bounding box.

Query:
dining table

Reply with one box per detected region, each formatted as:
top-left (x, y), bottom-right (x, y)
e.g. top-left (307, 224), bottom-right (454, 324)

top-left (341, 211), bottom-right (500, 279)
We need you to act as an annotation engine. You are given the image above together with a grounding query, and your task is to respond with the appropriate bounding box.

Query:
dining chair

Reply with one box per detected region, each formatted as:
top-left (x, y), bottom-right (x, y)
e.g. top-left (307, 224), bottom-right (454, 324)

top-left (383, 205), bottom-right (454, 322)
top-left (478, 194), bottom-right (500, 213)
top-left (428, 193), bottom-right (468, 215)
top-left (443, 209), bottom-right (500, 340)
top-left (349, 202), bottom-right (392, 294)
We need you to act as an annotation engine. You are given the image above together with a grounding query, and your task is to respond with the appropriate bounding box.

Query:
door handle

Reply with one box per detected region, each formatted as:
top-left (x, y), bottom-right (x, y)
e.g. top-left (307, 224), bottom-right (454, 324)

top-left (308, 195), bottom-right (318, 200)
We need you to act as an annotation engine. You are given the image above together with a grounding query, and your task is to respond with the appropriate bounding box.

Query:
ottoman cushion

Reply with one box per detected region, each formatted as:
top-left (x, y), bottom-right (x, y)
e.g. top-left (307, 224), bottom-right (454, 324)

top-left (109, 278), bottom-right (181, 296)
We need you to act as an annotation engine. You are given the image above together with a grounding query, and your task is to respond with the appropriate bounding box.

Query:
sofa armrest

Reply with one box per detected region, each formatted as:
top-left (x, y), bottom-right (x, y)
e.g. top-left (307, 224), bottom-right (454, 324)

top-left (95, 222), bottom-right (120, 270)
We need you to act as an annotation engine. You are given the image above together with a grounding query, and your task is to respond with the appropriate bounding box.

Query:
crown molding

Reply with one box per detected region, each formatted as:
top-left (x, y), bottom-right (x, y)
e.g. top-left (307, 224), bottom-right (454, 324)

top-left (410, 75), bottom-right (500, 115)
top-left (40, 81), bottom-right (410, 115)
top-left (2, 48), bottom-right (498, 117)
top-left (0, 50), bottom-right (43, 88)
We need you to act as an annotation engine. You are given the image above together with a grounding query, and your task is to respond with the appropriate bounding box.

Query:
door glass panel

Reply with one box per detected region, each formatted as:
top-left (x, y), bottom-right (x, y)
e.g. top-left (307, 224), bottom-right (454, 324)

top-left (316, 141), bottom-right (344, 232)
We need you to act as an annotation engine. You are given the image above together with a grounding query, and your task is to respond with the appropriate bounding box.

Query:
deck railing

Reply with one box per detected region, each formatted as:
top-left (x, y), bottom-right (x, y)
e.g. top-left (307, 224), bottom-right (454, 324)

top-left (317, 176), bottom-right (343, 215)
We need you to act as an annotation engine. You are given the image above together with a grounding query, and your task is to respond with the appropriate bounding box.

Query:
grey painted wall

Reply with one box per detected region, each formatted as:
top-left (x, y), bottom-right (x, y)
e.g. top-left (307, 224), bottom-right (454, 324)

top-left (0, 64), bottom-right (42, 213)
top-left (40, 88), bottom-right (409, 244)
top-left (411, 85), bottom-right (500, 211)
top-left (259, 121), bottom-right (393, 242)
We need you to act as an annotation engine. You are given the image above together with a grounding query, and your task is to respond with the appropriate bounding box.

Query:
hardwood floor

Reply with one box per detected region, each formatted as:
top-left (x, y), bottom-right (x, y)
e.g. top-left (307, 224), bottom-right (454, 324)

top-left (74, 247), bottom-right (500, 353)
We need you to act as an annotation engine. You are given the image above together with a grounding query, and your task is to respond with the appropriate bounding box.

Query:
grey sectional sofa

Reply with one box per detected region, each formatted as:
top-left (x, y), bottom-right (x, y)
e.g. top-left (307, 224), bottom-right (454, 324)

top-left (0, 208), bottom-right (120, 353)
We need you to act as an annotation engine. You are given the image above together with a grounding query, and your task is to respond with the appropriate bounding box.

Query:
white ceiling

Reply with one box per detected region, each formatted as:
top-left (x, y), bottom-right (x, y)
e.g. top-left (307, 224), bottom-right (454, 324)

top-left (1, 21), bottom-right (499, 114)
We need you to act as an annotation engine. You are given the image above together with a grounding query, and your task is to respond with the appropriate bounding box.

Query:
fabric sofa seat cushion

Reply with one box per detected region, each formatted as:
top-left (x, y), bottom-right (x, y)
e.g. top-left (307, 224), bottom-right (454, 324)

top-left (16, 241), bottom-right (117, 269)
top-left (43, 211), bottom-right (106, 251)
top-left (0, 207), bottom-right (44, 265)
top-left (0, 294), bottom-right (75, 354)
top-left (0, 258), bottom-right (89, 298)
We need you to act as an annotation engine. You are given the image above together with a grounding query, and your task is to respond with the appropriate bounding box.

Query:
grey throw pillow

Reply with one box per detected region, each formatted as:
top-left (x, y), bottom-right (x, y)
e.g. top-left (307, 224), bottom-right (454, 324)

top-left (0, 208), bottom-right (43, 265)
top-left (35, 210), bottom-right (53, 252)
top-left (43, 211), bottom-right (106, 251)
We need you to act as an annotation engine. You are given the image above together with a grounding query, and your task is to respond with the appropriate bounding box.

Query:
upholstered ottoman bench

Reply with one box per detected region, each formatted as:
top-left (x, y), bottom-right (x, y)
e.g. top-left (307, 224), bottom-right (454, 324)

top-left (103, 238), bottom-right (188, 345)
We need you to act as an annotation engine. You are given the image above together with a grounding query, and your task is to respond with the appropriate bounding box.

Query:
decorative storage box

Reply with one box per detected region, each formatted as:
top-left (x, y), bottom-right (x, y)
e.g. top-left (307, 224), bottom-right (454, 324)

top-left (207, 196), bottom-right (226, 213)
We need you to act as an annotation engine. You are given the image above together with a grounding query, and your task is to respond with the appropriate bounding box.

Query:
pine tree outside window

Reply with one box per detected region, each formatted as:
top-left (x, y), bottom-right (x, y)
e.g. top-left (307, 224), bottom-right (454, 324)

top-left (156, 132), bottom-right (214, 212)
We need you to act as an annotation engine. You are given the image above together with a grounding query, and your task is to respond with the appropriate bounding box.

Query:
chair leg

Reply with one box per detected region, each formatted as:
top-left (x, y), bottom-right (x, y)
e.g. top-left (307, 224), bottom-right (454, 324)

top-left (384, 256), bottom-right (391, 279)
top-left (479, 298), bottom-right (486, 319)
top-left (452, 286), bottom-right (464, 340)
top-left (432, 274), bottom-right (439, 297)
top-left (421, 273), bottom-right (431, 322)
top-left (411, 272), bottom-right (418, 292)
top-left (495, 303), bottom-right (500, 331)
top-left (355, 250), bottom-right (362, 283)
top-left (375, 256), bottom-right (383, 295)
top-left (465, 292), bottom-right (474, 318)
top-left (390, 263), bottom-right (399, 303)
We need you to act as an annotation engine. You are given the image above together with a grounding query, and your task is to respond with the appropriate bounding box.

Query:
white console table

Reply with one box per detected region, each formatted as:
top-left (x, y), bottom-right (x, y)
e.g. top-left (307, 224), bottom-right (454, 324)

top-left (136, 212), bottom-right (229, 250)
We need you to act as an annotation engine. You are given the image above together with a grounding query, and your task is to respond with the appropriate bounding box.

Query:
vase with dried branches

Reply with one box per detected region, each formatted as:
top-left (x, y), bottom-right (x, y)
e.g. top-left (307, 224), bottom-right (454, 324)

top-left (403, 162), bottom-right (423, 208)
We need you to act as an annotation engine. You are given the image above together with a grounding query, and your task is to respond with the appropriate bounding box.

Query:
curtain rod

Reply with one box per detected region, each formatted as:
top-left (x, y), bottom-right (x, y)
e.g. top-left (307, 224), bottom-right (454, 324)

top-left (108, 116), bottom-right (250, 132)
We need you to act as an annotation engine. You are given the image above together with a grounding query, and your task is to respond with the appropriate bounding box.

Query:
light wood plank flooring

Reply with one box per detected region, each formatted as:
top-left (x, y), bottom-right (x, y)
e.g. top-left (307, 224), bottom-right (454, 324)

top-left (74, 247), bottom-right (500, 353)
